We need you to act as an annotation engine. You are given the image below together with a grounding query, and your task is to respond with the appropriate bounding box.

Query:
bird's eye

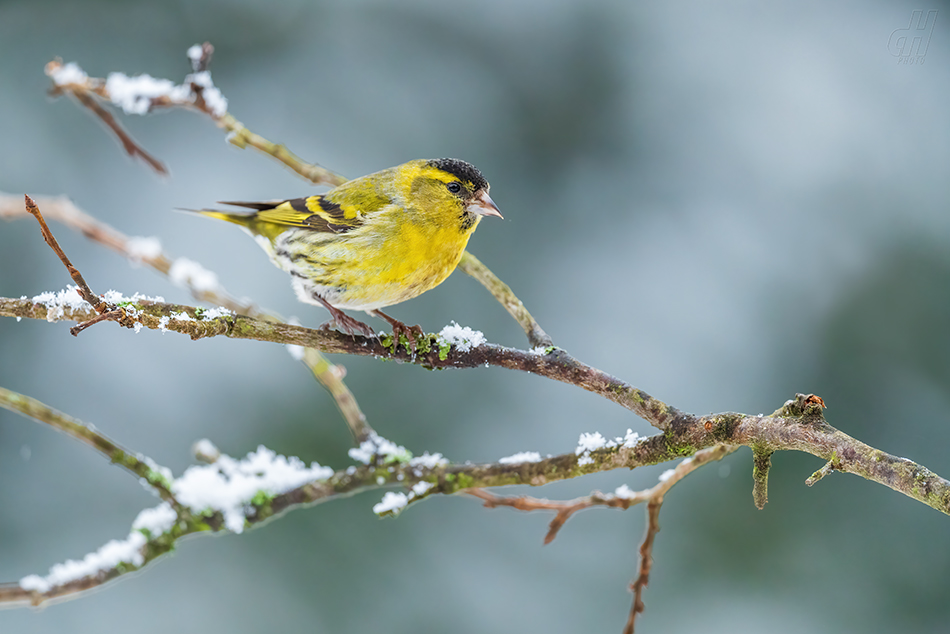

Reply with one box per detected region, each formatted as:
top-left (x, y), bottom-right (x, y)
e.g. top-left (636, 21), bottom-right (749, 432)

top-left (446, 182), bottom-right (463, 194)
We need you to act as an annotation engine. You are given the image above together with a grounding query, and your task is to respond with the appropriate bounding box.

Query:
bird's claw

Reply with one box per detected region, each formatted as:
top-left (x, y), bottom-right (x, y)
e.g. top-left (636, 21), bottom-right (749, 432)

top-left (369, 309), bottom-right (424, 353)
top-left (320, 313), bottom-right (376, 338)
top-left (389, 321), bottom-right (425, 354)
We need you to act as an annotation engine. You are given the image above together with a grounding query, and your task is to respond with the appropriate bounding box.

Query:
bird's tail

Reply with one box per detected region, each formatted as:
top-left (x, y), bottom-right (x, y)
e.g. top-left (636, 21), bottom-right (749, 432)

top-left (180, 201), bottom-right (280, 227)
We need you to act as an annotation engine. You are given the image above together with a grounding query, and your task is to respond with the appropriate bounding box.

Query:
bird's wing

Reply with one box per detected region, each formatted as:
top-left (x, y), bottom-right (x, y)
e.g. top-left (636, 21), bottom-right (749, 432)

top-left (217, 196), bottom-right (365, 234)
top-left (221, 181), bottom-right (393, 233)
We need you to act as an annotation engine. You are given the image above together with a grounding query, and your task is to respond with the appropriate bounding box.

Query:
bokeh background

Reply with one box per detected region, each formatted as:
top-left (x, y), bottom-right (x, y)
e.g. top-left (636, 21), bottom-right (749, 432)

top-left (2, 1), bottom-right (949, 632)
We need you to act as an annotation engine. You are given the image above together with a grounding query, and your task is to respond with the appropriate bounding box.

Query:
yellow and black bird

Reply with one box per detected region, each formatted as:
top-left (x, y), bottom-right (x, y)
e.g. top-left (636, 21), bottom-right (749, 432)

top-left (194, 158), bottom-right (501, 345)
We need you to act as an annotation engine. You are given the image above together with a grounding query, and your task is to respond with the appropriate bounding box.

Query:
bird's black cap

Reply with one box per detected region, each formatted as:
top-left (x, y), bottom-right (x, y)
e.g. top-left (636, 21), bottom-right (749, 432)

top-left (427, 158), bottom-right (488, 191)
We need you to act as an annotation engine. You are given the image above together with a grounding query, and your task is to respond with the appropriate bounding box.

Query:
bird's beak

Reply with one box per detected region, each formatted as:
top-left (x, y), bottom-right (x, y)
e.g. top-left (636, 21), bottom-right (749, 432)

top-left (468, 190), bottom-right (503, 219)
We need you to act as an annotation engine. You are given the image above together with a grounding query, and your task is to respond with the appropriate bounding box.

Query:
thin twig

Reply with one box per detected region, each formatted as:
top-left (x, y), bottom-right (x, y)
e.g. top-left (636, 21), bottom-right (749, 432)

top-left (24, 195), bottom-right (105, 314)
top-left (2, 192), bottom-right (250, 314)
top-left (301, 347), bottom-right (372, 443)
top-left (0, 386), bottom-right (179, 507)
top-left (626, 498), bottom-right (661, 634)
top-left (467, 488), bottom-right (641, 544)
top-left (806, 458), bottom-right (837, 486)
top-left (45, 56), bottom-right (346, 186)
top-left (72, 90), bottom-right (168, 174)
top-left (23, 196), bottom-right (139, 336)
top-left (45, 60), bottom-right (168, 176)
top-left (469, 446), bottom-right (735, 539)
top-left (468, 446), bottom-right (735, 633)
top-left (458, 251), bottom-right (553, 349)
top-left (216, 113), bottom-right (347, 186)
top-left (190, 42), bottom-right (214, 72)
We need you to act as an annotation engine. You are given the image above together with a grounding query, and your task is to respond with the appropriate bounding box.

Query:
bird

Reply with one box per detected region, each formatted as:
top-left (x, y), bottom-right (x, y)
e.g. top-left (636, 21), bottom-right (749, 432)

top-left (192, 158), bottom-right (502, 349)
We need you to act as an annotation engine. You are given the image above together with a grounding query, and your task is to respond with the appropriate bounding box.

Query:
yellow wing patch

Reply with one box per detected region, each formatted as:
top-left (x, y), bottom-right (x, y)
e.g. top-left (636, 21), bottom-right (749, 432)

top-left (253, 200), bottom-right (314, 226)
top-left (216, 197), bottom-right (364, 234)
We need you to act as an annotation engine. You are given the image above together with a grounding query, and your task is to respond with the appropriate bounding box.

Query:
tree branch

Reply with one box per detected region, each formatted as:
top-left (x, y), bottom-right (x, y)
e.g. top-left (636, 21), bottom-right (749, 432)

top-left (0, 293), bottom-right (677, 426)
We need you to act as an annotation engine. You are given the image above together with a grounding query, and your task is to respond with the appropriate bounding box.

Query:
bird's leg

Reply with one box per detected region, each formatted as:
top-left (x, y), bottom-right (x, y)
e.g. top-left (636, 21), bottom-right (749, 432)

top-left (368, 309), bottom-right (424, 353)
top-left (311, 293), bottom-right (376, 337)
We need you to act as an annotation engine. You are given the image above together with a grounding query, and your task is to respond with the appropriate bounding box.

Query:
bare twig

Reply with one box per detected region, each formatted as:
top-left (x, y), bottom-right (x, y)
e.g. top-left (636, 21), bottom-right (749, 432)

top-left (24, 195), bottom-right (105, 314)
top-left (300, 347), bottom-right (372, 443)
top-left (0, 386), bottom-right (179, 506)
top-left (469, 446), bottom-right (735, 632)
top-left (72, 90), bottom-right (168, 174)
top-left (467, 488), bottom-right (641, 544)
top-left (469, 446), bottom-right (734, 539)
top-left (189, 42), bottom-right (214, 72)
top-left (23, 195), bottom-right (139, 336)
top-left (457, 251), bottom-right (553, 349)
top-left (626, 497), bottom-right (661, 634)
top-left (1, 193), bottom-right (250, 314)
top-left (806, 457), bottom-right (837, 486)
top-left (216, 113), bottom-right (346, 186)
top-left (45, 60), bottom-right (168, 175)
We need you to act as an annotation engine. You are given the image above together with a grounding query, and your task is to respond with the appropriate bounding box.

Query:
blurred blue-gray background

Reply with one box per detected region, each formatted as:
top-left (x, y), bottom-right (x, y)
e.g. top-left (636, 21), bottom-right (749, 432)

top-left (2, 1), bottom-right (949, 632)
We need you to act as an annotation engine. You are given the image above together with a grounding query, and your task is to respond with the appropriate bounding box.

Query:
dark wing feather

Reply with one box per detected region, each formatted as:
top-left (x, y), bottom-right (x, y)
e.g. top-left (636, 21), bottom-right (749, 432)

top-left (216, 196), bottom-right (362, 234)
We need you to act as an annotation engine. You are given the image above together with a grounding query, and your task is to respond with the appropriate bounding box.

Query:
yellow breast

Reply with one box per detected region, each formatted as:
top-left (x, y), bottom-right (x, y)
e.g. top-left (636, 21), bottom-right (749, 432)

top-left (321, 208), bottom-right (478, 310)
